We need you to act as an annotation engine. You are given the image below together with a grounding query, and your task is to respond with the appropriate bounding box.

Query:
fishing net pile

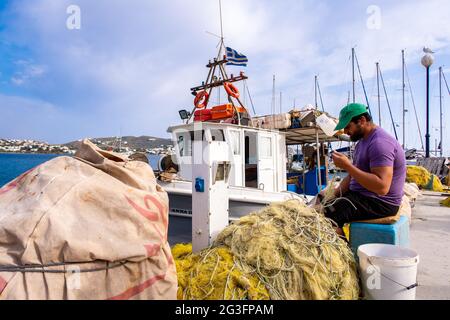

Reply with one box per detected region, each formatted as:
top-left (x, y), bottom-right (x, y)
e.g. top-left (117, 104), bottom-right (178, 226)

top-left (406, 165), bottom-right (444, 192)
top-left (441, 197), bottom-right (450, 208)
top-left (173, 200), bottom-right (360, 300)
top-left (172, 244), bottom-right (269, 300)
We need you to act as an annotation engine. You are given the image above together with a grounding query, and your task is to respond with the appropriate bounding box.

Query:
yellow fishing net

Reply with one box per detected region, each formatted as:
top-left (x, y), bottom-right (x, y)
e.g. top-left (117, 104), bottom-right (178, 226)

top-left (172, 244), bottom-right (270, 300)
top-left (173, 200), bottom-right (360, 300)
top-left (441, 197), bottom-right (450, 208)
top-left (406, 166), bottom-right (444, 192)
top-left (216, 200), bottom-right (359, 300)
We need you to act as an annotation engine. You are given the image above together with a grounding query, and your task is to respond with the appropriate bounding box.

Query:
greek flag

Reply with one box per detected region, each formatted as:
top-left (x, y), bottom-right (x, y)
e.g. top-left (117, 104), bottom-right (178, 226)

top-left (226, 47), bottom-right (248, 66)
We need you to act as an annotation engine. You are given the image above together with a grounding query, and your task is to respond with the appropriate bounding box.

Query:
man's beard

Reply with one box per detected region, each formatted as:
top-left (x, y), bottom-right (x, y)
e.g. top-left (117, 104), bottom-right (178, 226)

top-left (350, 125), bottom-right (364, 142)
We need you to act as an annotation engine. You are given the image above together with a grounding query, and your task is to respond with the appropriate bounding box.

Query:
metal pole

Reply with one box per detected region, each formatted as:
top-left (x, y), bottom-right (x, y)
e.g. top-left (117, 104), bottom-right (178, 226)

top-left (426, 66), bottom-right (430, 158)
top-left (315, 75), bottom-right (318, 110)
top-left (402, 50), bottom-right (406, 148)
top-left (376, 62), bottom-right (381, 128)
top-left (352, 48), bottom-right (355, 103)
top-left (439, 66), bottom-right (443, 157)
top-left (316, 128), bottom-right (322, 191)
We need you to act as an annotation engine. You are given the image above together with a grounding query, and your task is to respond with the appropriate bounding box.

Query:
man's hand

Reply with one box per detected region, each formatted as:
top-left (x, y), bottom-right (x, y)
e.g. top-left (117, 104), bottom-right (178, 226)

top-left (331, 151), bottom-right (352, 171)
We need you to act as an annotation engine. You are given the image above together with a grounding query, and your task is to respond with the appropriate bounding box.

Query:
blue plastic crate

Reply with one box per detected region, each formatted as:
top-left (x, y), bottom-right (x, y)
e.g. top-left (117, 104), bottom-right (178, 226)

top-left (349, 215), bottom-right (410, 256)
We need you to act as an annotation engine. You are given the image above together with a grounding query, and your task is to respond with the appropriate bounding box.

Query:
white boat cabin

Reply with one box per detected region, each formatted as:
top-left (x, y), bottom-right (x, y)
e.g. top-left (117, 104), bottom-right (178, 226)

top-left (167, 122), bottom-right (287, 193)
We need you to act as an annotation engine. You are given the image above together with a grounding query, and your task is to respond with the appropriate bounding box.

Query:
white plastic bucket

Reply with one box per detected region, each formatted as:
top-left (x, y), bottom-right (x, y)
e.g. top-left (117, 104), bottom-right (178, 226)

top-left (357, 244), bottom-right (419, 300)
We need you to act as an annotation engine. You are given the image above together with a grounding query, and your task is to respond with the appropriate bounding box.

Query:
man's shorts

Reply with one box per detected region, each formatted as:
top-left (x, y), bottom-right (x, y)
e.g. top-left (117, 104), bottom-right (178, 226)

top-left (321, 191), bottom-right (400, 228)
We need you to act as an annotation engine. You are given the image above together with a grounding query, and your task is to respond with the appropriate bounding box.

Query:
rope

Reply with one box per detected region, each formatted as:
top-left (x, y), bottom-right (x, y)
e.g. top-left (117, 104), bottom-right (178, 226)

top-left (0, 261), bottom-right (128, 273)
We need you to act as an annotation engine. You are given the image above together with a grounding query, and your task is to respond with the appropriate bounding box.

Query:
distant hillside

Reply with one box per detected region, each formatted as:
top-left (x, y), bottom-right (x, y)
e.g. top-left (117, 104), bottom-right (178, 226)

top-left (64, 136), bottom-right (173, 152)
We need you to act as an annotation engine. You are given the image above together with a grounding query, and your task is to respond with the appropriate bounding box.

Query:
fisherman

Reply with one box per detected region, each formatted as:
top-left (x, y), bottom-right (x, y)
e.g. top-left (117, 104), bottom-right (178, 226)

top-left (320, 103), bottom-right (406, 235)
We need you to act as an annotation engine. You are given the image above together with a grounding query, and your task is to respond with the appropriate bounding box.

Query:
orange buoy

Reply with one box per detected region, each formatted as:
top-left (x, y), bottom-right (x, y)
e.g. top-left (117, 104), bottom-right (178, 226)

top-left (223, 82), bottom-right (240, 99)
top-left (194, 90), bottom-right (209, 109)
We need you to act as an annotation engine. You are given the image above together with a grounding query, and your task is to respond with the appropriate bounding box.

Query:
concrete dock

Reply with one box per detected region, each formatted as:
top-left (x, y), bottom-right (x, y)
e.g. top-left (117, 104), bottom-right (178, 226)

top-left (411, 191), bottom-right (450, 300)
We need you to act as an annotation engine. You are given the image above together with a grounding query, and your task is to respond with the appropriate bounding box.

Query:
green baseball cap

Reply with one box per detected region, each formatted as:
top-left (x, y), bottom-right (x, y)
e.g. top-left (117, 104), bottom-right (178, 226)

top-left (335, 103), bottom-right (369, 130)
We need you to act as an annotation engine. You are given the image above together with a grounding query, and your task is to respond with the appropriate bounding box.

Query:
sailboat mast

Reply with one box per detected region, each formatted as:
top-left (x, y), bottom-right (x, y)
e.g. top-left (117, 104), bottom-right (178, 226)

top-left (379, 65), bottom-right (399, 140)
top-left (272, 75), bottom-right (276, 115)
top-left (352, 48), bottom-right (356, 103)
top-left (315, 75), bottom-right (318, 110)
top-left (402, 50), bottom-right (406, 148)
top-left (439, 66), bottom-right (443, 157)
top-left (376, 62), bottom-right (381, 128)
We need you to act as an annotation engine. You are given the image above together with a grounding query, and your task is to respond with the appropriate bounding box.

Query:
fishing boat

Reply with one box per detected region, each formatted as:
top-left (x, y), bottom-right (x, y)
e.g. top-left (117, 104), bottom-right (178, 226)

top-left (157, 54), bottom-right (308, 219)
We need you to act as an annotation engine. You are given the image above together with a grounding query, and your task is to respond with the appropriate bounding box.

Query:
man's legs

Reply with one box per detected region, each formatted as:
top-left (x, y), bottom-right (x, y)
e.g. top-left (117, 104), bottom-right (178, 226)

top-left (322, 191), bottom-right (400, 229)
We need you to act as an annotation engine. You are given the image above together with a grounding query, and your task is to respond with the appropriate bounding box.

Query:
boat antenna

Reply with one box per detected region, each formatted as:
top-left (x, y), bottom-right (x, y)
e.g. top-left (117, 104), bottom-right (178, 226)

top-left (379, 64), bottom-right (399, 140)
top-left (218, 0), bottom-right (226, 55)
top-left (404, 60), bottom-right (425, 151)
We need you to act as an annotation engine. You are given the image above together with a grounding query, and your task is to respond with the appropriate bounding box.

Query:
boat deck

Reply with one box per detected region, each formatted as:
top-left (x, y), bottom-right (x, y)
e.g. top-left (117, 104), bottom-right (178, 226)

top-left (411, 191), bottom-right (450, 300)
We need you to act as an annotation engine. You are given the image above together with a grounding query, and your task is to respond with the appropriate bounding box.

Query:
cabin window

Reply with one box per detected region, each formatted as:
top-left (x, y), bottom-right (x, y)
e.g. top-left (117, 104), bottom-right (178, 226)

top-left (190, 130), bottom-right (205, 141)
top-left (176, 134), bottom-right (187, 156)
top-left (230, 131), bottom-right (240, 155)
top-left (210, 129), bottom-right (225, 142)
top-left (260, 136), bottom-right (272, 158)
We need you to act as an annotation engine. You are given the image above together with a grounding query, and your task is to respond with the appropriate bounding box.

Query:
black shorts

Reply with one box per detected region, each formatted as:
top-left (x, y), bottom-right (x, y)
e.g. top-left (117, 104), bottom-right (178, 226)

top-left (321, 191), bottom-right (400, 228)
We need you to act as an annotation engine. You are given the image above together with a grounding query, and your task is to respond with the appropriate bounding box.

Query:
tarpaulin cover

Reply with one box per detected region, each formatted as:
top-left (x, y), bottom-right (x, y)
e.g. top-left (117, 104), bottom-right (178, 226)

top-left (0, 140), bottom-right (177, 300)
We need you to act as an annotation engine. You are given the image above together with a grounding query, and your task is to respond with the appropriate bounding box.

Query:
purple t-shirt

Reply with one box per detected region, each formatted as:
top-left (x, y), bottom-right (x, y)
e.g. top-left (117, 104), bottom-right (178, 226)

top-left (349, 127), bottom-right (406, 206)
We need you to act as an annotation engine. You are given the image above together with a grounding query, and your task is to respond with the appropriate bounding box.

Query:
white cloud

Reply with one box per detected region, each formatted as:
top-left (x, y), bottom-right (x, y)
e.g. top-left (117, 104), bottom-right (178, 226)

top-left (0, 0), bottom-right (449, 154)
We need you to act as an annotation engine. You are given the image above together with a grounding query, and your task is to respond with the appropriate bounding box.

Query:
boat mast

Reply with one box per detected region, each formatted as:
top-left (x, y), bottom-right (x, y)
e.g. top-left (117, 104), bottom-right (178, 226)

top-left (272, 75), bottom-right (276, 116)
top-left (317, 78), bottom-right (325, 112)
top-left (439, 66), bottom-right (443, 157)
top-left (354, 50), bottom-right (372, 115)
top-left (376, 62), bottom-right (381, 128)
top-left (402, 50), bottom-right (406, 148)
top-left (352, 48), bottom-right (356, 103)
top-left (315, 75), bottom-right (318, 110)
top-left (404, 61), bottom-right (425, 151)
top-left (379, 64), bottom-right (399, 140)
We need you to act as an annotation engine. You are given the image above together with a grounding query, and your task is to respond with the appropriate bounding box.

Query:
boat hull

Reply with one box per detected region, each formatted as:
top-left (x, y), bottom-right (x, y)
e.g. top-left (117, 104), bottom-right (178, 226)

top-left (159, 180), bottom-right (310, 220)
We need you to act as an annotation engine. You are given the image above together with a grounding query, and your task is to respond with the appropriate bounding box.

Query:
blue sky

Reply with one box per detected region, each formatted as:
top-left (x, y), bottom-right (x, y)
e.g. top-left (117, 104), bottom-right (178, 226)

top-left (0, 0), bottom-right (449, 155)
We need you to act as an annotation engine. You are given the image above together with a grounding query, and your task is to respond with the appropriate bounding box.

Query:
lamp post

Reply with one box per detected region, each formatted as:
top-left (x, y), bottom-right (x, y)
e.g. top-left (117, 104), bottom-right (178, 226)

top-left (421, 50), bottom-right (434, 158)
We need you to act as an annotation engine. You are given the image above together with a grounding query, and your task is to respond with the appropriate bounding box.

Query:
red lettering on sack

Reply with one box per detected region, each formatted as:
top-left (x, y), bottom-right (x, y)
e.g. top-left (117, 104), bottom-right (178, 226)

top-left (144, 244), bottom-right (161, 257)
top-left (125, 194), bottom-right (168, 241)
top-left (125, 195), bottom-right (159, 221)
top-left (0, 276), bottom-right (7, 294)
top-left (107, 273), bottom-right (166, 300)
top-left (0, 168), bottom-right (35, 196)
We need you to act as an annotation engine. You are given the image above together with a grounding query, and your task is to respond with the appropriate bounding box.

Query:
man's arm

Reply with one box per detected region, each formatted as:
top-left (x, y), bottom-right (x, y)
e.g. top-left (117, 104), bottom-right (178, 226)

top-left (346, 165), bottom-right (393, 196)
top-left (334, 174), bottom-right (351, 197)
top-left (332, 151), bottom-right (393, 196)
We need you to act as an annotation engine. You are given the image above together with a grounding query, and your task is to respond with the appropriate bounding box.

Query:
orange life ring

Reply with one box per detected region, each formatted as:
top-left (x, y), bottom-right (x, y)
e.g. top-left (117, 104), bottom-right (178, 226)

top-left (194, 91), bottom-right (209, 109)
top-left (223, 82), bottom-right (240, 99)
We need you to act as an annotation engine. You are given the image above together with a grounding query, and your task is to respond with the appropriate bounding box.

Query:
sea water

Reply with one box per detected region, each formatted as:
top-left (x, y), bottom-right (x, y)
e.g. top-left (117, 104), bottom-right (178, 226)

top-left (0, 153), bottom-right (161, 187)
